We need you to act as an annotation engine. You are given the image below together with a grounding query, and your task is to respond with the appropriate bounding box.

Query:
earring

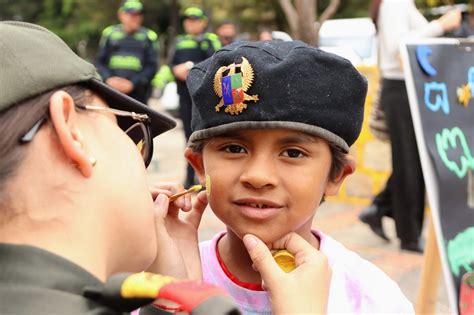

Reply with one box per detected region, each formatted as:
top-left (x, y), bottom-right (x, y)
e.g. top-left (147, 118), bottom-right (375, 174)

top-left (89, 157), bottom-right (97, 167)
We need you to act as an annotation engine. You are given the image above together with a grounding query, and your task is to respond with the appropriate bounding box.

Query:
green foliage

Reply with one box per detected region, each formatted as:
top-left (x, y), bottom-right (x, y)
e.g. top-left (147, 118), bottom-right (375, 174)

top-left (1, 0), bottom-right (468, 58)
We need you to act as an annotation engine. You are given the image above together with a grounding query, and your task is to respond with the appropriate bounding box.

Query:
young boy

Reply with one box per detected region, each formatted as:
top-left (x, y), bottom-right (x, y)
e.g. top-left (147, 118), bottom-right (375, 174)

top-left (184, 40), bottom-right (414, 314)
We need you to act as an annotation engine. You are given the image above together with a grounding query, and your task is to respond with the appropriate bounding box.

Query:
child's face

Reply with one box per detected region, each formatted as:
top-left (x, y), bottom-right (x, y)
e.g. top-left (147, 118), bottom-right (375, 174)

top-left (186, 128), bottom-right (352, 243)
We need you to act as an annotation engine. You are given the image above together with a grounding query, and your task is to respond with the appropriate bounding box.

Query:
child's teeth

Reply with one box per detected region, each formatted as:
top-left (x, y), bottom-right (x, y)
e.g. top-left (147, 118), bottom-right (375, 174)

top-left (248, 203), bottom-right (267, 208)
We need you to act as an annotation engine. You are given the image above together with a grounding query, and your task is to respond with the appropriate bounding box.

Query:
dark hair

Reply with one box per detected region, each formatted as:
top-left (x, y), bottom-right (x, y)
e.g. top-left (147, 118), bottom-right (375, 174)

top-left (370, 0), bottom-right (382, 29)
top-left (0, 85), bottom-right (89, 203)
top-left (218, 20), bottom-right (236, 28)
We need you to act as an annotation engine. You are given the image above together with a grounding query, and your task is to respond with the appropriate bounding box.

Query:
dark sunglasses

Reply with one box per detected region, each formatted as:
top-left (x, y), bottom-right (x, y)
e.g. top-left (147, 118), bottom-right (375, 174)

top-left (19, 104), bottom-right (154, 167)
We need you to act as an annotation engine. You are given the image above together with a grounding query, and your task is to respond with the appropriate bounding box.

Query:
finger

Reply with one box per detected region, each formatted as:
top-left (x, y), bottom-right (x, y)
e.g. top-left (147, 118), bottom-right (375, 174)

top-left (152, 182), bottom-right (187, 209)
top-left (153, 193), bottom-right (170, 220)
top-left (271, 232), bottom-right (318, 256)
top-left (185, 191), bottom-right (208, 228)
top-left (175, 193), bottom-right (192, 212)
top-left (150, 189), bottom-right (172, 201)
top-left (243, 234), bottom-right (282, 286)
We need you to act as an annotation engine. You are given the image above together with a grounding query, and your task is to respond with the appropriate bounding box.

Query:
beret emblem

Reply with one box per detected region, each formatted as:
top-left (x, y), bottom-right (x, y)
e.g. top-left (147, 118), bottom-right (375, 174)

top-left (213, 57), bottom-right (259, 115)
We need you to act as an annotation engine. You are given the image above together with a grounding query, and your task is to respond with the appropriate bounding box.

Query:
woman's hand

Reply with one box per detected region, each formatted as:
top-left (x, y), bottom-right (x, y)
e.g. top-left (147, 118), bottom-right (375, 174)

top-left (243, 232), bottom-right (332, 315)
top-left (147, 182), bottom-right (208, 281)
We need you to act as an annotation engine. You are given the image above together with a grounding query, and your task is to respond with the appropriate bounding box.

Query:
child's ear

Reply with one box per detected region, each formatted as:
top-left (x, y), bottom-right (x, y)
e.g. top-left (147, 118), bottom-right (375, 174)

top-left (184, 147), bottom-right (206, 184)
top-left (324, 154), bottom-right (356, 196)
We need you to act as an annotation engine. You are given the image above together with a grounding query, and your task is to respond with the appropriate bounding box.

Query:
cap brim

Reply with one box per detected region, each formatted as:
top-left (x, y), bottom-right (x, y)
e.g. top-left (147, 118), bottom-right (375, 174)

top-left (124, 9), bottom-right (143, 13)
top-left (86, 78), bottom-right (176, 138)
top-left (184, 15), bottom-right (202, 20)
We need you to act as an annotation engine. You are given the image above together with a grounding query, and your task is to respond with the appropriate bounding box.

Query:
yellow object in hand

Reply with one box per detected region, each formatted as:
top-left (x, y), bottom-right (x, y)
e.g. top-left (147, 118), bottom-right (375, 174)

top-left (273, 250), bottom-right (295, 273)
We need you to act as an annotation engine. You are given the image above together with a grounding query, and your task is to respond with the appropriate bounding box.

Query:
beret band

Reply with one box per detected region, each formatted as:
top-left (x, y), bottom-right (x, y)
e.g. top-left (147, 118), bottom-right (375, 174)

top-left (188, 120), bottom-right (349, 152)
top-left (187, 40), bottom-right (367, 152)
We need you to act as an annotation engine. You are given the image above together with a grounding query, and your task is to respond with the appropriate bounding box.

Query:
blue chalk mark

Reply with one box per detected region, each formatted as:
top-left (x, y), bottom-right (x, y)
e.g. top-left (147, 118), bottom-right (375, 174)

top-left (416, 45), bottom-right (437, 77)
top-left (424, 82), bottom-right (450, 114)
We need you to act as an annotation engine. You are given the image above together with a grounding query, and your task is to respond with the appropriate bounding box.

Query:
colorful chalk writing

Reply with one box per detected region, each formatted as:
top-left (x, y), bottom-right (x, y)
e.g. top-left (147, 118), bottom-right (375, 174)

top-left (447, 227), bottom-right (474, 277)
top-left (425, 82), bottom-right (450, 114)
top-left (436, 127), bottom-right (474, 179)
top-left (468, 170), bottom-right (474, 209)
top-left (416, 45), bottom-right (437, 76)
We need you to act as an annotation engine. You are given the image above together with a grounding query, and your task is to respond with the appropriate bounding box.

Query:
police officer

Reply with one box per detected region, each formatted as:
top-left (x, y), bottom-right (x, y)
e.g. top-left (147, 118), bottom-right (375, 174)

top-left (96, 0), bottom-right (158, 104)
top-left (0, 21), bottom-right (332, 314)
top-left (170, 7), bottom-right (221, 187)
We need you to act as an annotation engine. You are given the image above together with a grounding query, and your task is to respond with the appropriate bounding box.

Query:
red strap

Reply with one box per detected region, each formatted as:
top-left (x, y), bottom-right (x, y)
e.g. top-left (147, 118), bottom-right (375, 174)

top-left (215, 235), bottom-right (264, 291)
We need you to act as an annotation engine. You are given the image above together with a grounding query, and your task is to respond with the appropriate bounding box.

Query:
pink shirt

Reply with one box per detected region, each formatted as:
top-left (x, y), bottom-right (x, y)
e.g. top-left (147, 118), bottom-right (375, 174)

top-left (199, 230), bottom-right (414, 314)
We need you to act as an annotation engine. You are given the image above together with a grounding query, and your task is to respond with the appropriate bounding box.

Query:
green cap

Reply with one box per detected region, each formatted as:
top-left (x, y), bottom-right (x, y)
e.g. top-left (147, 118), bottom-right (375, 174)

top-left (183, 7), bottom-right (207, 20)
top-left (0, 21), bottom-right (175, 137)
top-left (119, 0), bottom-right (144, 13)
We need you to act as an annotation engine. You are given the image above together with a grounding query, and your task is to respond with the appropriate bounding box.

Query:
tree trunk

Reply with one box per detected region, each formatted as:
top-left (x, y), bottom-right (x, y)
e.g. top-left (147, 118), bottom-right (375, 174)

top-left (315, 0), bottom-right (340, 46)
top-left (279, 0), bottom-right (340, 47)
top-left (279, 0), bottom-right (299, 39)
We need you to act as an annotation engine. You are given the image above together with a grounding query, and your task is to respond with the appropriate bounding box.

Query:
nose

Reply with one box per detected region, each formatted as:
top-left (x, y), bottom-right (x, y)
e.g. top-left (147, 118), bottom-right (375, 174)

top-left (240, 152), bottom-right (279, 190)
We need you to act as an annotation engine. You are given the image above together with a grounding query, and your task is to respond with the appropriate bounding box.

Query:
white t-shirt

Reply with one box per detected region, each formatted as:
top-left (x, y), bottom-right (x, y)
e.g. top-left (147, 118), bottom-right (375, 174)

top-left (200, 230), bottom-right (414, 314)
top-left (378, 0), bottom-right (443, 80)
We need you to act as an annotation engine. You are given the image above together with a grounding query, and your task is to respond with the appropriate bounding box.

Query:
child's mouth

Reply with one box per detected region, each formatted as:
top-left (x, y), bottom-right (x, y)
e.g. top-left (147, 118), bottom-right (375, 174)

top-left (248, 203), bottom-right (270, 209)
top-left (234, 198), bottom-right (283, 219)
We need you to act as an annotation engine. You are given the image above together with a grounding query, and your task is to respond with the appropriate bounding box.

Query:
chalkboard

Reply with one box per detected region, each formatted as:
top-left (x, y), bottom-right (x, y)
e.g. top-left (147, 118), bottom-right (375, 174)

top-left (401, 38), bottom-right (474, 315)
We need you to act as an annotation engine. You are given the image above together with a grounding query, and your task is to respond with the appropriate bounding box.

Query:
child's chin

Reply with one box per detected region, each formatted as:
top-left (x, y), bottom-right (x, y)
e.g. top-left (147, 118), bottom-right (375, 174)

top-left (233, 227), bottom-right (288, 244)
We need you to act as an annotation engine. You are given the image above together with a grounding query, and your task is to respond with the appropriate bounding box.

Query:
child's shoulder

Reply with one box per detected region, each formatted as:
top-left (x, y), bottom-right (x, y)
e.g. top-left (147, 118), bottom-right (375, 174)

top-left (316, 229), bottom-right (414, 313)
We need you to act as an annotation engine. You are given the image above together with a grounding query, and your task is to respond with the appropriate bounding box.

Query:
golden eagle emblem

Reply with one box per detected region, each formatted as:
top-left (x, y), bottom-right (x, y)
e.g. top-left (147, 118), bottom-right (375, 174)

top-left (213, 57), bottom-right (259, 115)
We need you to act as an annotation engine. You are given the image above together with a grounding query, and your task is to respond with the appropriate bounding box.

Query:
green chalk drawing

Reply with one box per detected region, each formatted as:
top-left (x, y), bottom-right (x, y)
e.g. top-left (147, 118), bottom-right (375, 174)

top-left (435, 127), bottom-right (474, 179)
top-left (447, 227), bottom-right (474, 277)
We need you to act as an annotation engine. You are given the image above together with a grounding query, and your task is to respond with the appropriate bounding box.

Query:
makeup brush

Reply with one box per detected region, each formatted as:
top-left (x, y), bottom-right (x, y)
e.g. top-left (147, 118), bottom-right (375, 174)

top-left (168, 175), bottom-right (212, 202)
top-left (168, 184), bottom-right (205, 202)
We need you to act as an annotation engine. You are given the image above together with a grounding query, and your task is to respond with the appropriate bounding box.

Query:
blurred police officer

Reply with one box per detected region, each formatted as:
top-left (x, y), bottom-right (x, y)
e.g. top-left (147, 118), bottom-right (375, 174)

top-left (96, 0), bottom-right (158, 104)
top-left (170, 7), bottom-right (221, 187)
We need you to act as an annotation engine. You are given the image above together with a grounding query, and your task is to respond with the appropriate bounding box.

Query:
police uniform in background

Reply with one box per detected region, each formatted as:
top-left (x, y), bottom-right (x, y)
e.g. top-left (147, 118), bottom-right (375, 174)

top-left (170, 7), bottom-right (221, 187)
top-left (96, 0), bottom-right (158, 104)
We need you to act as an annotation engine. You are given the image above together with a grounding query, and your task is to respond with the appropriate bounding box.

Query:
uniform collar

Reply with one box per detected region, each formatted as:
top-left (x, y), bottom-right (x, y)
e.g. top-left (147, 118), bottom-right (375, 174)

top-left (0, 243), bottom-right (103, 295)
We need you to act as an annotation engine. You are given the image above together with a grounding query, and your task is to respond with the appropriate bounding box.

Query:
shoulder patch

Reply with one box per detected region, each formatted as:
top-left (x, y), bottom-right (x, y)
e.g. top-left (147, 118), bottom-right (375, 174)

top-left (147, 30), bottom-right (158, 41)
top-left (102, 25), bottom-right (118, 37)
top-left (204, 32), bottom-right (219, 41)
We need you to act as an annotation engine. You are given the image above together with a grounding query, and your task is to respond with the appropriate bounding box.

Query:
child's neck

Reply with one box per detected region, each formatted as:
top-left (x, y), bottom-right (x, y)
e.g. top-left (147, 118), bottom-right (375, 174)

top-left (217, 226), bottom-right (320, 285)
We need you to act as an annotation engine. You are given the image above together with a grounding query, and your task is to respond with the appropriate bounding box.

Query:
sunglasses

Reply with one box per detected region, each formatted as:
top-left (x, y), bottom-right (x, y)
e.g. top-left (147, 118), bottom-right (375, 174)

top-left (20, 104), bottom-right (154, 167)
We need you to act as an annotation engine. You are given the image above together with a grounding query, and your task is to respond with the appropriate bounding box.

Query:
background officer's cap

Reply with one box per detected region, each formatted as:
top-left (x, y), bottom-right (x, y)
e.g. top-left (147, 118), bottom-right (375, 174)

top-left (183, 7), bottom-right (207, 20)
top-left (187, 40), bottom-right (368, 153)
top-left (119, 0), bottom-right (144, 14)
top-left (0, 21), bottom-right (175, 137)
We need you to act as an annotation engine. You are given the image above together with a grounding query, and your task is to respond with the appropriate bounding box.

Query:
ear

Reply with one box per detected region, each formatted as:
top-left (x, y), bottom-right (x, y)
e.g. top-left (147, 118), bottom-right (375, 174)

top-left (117, 11), bottom-right (125, 22)
top-left (324, 154), bottom-right (356, 196)
top-left (184, 147), bottom-right (206, 184)
top-left (49, 91), bottom-right (94, 178)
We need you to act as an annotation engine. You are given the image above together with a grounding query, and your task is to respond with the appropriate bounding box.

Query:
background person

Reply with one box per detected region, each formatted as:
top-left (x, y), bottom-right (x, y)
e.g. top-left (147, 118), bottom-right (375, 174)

top-left (170, 7), bottom-right (221, 188)
top-left (96, 0), bottom-right (158, 104)
top-left (216, 20), bottom-right (238, 46)
top-left (359, 0), bottom-right (461, 253)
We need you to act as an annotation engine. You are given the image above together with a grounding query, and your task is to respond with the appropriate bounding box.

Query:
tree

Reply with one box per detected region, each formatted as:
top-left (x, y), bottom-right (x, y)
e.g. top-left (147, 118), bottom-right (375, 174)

top-left (279, 0), bottom-right (340, 46)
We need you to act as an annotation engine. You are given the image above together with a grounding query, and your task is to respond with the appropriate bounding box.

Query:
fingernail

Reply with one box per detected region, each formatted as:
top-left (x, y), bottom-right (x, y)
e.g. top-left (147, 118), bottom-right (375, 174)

top-left (243, 234), bottom-right (258, 250)
top-left (155, 194), bottom-right (167, 207)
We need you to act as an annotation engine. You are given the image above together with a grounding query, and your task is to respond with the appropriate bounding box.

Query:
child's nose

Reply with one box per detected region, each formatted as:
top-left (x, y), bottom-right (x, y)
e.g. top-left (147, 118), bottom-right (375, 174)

top-left (240, 154), bottom-right (279, 189)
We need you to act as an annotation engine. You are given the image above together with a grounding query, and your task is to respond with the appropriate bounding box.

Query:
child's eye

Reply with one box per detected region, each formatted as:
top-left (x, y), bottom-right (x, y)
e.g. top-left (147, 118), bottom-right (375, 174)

top-left (223, 144), bottom-right (247, 154)
top-left (281, 149), bottom-right (306, 158)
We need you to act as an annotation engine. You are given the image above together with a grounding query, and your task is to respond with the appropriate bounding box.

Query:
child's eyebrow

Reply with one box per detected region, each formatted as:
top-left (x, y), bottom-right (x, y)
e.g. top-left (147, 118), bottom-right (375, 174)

top-left (276, 134), bottom-right (321, 145)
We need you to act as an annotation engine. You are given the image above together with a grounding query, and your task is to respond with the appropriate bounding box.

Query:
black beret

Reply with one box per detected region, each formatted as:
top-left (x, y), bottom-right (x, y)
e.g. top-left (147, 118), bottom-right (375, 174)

top-left (186, 40), bottom-right (367, 152)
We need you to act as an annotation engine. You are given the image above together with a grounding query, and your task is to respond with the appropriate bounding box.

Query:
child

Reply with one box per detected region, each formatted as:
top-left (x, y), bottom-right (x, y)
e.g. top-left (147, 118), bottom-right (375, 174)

top-left (184, 40), bottom-right (414, 314)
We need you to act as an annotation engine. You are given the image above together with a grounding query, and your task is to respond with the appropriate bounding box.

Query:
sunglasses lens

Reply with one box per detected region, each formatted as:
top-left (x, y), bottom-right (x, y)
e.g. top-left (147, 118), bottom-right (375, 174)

top-left (125, 123), bottom-right (151, 166)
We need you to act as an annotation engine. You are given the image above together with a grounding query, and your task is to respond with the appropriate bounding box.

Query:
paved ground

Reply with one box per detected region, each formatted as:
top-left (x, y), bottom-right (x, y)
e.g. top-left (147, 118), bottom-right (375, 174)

top-left (146, 101), bottom-right (452, 314)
